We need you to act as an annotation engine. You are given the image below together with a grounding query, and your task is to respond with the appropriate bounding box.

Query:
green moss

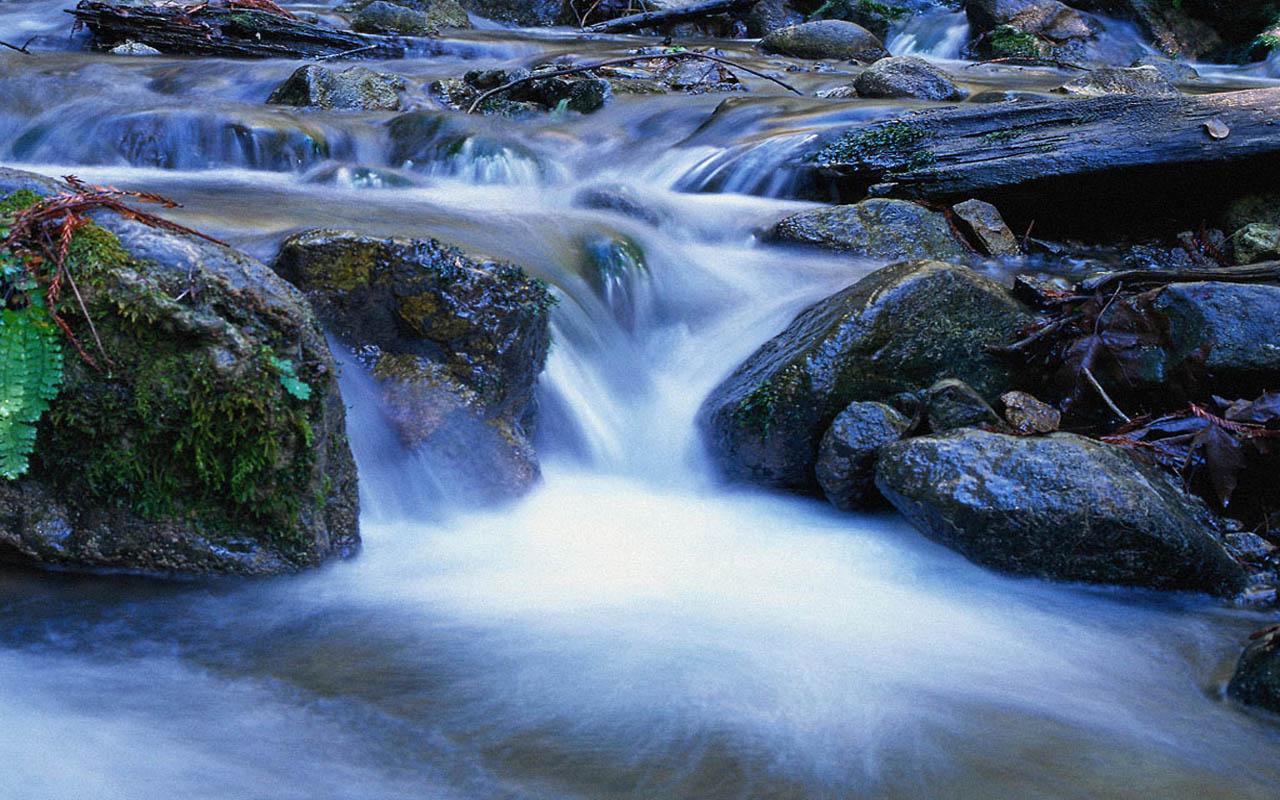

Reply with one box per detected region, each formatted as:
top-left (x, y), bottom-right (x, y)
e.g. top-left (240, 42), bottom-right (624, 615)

top-left (987, 26), bottom-right (1043, 59)
top-left (1256, 32), bottom-right (1280, 51)
top-left (815, 121), bottom-right (936, 173)
top-left (982, 127), bottom-right (1028, 144)
top-left (0, 189), bottom-right (41, 219)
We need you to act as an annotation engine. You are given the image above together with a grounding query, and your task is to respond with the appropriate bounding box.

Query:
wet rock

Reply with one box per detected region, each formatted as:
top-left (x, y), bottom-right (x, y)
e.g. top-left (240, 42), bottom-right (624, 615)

top-left (968, 0), bottom-right (1098, 60)
top-left (816, 401), bottom-right (912, 511)
top-left (1012, 273), bottom-right (1074, 307)
top-left (431, 67), bottom-right (613, 115)
top-left (746, 0), bottom-right (805, 37)
top-left (951, 198), bottom-right (1020, 256)
top-left (461, 0), bottom-right (562, 26)
top-left (267, 65), bottom-right (405, 112)
top-left (699, 260), bottom-right (1032, 489)
top-left (572, 183), bottom-right (671, 228)
top-left (1231, 223), bottom-right (1280, 265)
top-left (343, 0), bottom-right (472, 29)
top-left (924, 379), bottom-right (1002, 432)
top-left (0, 168), bottom-right (358, 576)
top-left (1131, 54), bottom-right (1199, 83)
top-left (1222, 192), bottom-right (1280, 235)
top-left (759, 19), bottom-right (889, 62)
top-left (854, 56), bottom-right (967, 101)
top-left (1001, 390), bottom-right (1060, 434)
top-left (1071, 0), bottom-right (1222, 60)
top-left (1056, 66), bottom-right (1179, 97)
top-left (273, 229), bottom-right (553, 501)
top-left (875, 429), bottom-right (1248, 595)
top-left (766, 199), bottom-right (968, 261)
top-left (578, 233), bottom-right (650, 329)
top-left (1228, 626), bottom-right (1280, 714)
top-left (353, 1), bottom-right (435, 35)
top-left (805, 0), bottom-right (919, 40)
top-left (109, 40), bottom-right (161, 56)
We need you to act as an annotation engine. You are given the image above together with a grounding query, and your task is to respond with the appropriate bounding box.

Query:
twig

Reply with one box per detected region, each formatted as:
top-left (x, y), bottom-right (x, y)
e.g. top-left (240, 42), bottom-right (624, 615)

top-left (467, 51), bottom-right (803, 113)
top-left (1083, 363), bottom-right (1130, 424)
top-left (313, 43), bottom-right (383, 61)
top-left (0, 37), bottom-right (36, 55)
top-left (965, 56), bottom-right (1089, 71)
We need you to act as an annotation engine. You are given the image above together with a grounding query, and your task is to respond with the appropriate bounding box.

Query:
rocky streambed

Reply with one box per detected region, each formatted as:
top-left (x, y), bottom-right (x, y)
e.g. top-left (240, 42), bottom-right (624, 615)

top-left (1, 0), bottom-right (1280, 795)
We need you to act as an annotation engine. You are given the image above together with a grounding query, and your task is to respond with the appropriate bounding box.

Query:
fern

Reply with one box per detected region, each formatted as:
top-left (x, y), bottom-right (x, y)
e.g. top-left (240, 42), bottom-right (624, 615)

top-left (0, 302), bottom-right (64, 478)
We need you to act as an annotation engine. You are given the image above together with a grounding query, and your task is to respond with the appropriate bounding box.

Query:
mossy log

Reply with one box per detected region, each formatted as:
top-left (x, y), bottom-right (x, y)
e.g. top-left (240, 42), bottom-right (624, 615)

top-left (69, 1), bottom-right (407, 59)
top-left (803, 88), bottom-right (1280, 236)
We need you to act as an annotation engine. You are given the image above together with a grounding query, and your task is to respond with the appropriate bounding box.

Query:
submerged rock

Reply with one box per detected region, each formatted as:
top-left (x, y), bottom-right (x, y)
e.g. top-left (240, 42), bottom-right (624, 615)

top-left (1229, 626), bottom-right (1280, 715)
top-left (816, 401), bottom-right (912, 511)
top-left (699, 260), bottom-right (1032, 490)
top-left (0, 168), bottom-right (358, 576)
top-left (273, 229), bottom-right (553, 501)
top-left (767, 199), bottom-right (969, 261)
top-left (875, 429), bottom-right (1247, 595)
top-left (267, 65), bottom-right (405, 111)
top-left (759, 19), bottom-right (889, 62)
top-left (854, 56), bottom-right (967, 101)
top-left (1056, 66), bottom-right (1179, 97)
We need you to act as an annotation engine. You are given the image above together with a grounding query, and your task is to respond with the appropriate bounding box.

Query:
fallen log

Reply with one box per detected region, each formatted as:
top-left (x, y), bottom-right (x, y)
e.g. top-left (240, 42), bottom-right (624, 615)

top-left (1083, 260), bottom-right (1280, 293)
top-left (802, 88), bottom-right (1280, 236)
top-left (68, 1), bottom-right (408, 59)
top-left (584, 0), bottom-right (755, 34)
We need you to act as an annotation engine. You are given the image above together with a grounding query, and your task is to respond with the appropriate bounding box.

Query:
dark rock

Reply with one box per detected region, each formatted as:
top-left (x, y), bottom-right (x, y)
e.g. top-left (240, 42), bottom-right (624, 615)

top-left (815, 401), bottom-right (912, 511)
top-left (746, 0), bottom-right (805, 37)
top-left (759, 19), bottom-right (890, 62)
top-left (1228, 627), bottom-right (1280, 714)
top-left (1011, 273), bottom-right (1074, 307)
top-left (951, 198), bottom-right (1020, 256)
top-left (806, 0), bottom-right (918, 39)
top-left (968, 0), bottom-right (1099, 61)
top-left (353, 1), bottom-right (435, 35)
top-left (273, 229), bottom-right (553, 501)
top-left (1056, 65), bottom-right (1180, 97)
top-left (572, 183), bottom-right (671, 228)
top-left (875, 429), bottom-right (1248, 595)
top-left (854, 56), bottom-right (966, 101)
top-left (0, 168), bottom-right (358, 576)
top-left (1222, 192), bottom-right (1280, 235)
top-left (267, 65), bottom-right (405, 111)
top-left (767, 198), bottom-right (968, 261)
top-left (699, 260), bottom-right (1033, 489)
top-left (431, 67), bottom-right (613, 115)
top-left (347, 0), bottom-right (471, 32)
top-left (461, 0), bottom-right (562, 26)
top-left (924, 378), bottom-right (1002, 431)
top-left (1001, 390), bottom-right (1061, 434)
top-left (1231, 223), bottom-right (1280, 265)
top-left (1070, 0), bottom-right (1222, 59)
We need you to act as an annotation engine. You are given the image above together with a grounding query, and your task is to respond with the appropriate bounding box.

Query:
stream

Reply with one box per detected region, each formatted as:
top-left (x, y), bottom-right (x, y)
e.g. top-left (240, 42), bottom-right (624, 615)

top-left (2, 2), bottom-right (1280, 798)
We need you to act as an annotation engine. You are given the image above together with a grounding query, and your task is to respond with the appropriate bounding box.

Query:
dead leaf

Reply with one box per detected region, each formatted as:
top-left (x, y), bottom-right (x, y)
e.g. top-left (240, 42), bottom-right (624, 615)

top-left (1204, 119), bottom-right (1230, 140)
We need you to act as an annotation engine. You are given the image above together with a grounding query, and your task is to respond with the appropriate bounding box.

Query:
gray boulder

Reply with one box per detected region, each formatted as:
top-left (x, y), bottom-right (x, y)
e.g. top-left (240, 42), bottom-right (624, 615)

top-left (1056, 65), bottom-right (1179, 97)
top-left (273, 229), bottom-right (553, 501)
top-left (854, 56), bottom-right (966, 101)
top-left (267, 65), bottom-right (405, 111)
top-left (699, 260), bottom-right (1032, 490)
top-left (353, 1), bottom-right (432, 35)
top-left (875, 429), bottom-right (1247, 595)
top-left (816, 401), bottom-right (912, 511)
top-left (766, 199), bottom-right (969, 261)
top-left (0, 168), bottom-right (358, 576)
top-left (759, 19), bottom-right (889, 62)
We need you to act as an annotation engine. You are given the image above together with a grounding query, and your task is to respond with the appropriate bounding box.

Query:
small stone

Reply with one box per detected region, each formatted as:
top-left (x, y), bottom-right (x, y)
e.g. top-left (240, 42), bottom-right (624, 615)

top-left (110, 41), bottom-right (161, 56)
top-left (925, 379), bottom-right (1002, 432)
top-left (1001, 391), bottom-right (1061, 434)
top-left (1012, 273), bottom-right (1073, 308)
top-left (951, 199), bottom-right (1020, 256)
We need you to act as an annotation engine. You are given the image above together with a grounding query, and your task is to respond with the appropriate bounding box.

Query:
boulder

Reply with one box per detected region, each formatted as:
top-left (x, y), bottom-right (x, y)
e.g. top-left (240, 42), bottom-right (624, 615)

top-left (967, 0), bottom-right (1099, 60)
top-left (854, 56), bottom-right (966, 101)
top-left (699, 260), bottom-right (1032, 489)
top-left (353, 1), bottom-right (434, 35)
top-left (759, 19), bottom-right (889, 62)
top-left (273, 229), bottom-right (553, 501)
top-left (1055, 65), bottom-right (1179, 97)
top-left (267, 65), bottom-right (405, 111)
top-left (1231, 223), bottom-right (1280, 265)
top-left (0, 168), bottom-right (358, 576)
top-left (1228, 626), bottom-right (1280, 714)
top-left (745, 0), bottom-right (805, 37)
top-left (951, 198), bottom-right (1020, 256)
top-left (766, 198), bottom-right (968, 261)
top-left (815, 401), bottom-right (912, 511)
top-left (804, 0), bottom-right (918, 39)
top-left (875, 429), bottom-right (1248, 595)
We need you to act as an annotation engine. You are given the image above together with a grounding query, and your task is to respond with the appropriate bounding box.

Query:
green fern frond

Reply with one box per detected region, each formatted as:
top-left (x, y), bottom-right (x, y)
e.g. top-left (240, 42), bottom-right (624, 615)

top-left (0, 305), bottom-right (64, 479)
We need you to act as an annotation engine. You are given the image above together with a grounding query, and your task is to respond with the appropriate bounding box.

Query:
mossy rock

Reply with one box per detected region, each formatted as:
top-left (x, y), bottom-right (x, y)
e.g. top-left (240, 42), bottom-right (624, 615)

top-left (267, 65), bottom-right (406, 112)
top-left (273, 229), bottom-right (553, 500)
top-left (698, 260), bottom-right (1033, 490)
top-left (0, 168), bottom-right (358, 575)
top-left (766, 198), bottom-right (968, 261)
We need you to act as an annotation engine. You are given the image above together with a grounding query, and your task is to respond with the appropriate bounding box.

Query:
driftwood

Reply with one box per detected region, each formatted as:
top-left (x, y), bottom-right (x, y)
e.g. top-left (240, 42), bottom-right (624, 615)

top-left (68, 1), bottom-right (407, 59)
top-left (803, 88), bottom-right (1280, 234)
top-left (584, 0), bottom-right (755, 33)
top-left (1083, 261), bottom-right (1280, 293)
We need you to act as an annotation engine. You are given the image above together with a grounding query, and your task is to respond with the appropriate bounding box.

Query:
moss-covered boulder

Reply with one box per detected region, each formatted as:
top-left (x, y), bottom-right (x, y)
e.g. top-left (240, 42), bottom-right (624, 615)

top-left (698, 260), bottom-right (1033, 490)
top-left (273, 229), bottom-right (553, 501)
top-left (759, 19), bottom-right (889, 62)
top-left (766, 199), bottom-right (969, 261)
top-left (0, 168), bottom-right (358, 575)
top-left (267, 65), bottom-right (406, 112)
top-left (875, 429), bottom-right (1247, 595)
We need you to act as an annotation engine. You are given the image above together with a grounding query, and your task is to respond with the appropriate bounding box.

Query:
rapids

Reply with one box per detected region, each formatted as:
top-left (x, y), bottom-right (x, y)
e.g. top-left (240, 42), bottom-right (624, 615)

top-left (1, 3), bottom-right (1279, 798)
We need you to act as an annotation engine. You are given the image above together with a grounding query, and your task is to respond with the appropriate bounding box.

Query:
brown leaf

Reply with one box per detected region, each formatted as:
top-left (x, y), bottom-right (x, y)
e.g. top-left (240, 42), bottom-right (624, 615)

top-left (1204, 119), bottom-right (1230, 140)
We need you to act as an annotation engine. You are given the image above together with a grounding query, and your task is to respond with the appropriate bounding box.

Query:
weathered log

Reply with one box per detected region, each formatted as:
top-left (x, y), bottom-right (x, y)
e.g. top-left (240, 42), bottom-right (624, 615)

top-left (1083, 261), bottom-right (1280, 293)
top-left (802, 88), bottom-right (1280, 236)
top-left (584, 0), bottom-right (755, 33)
top-left (68, 1), bottom-right (408, 59)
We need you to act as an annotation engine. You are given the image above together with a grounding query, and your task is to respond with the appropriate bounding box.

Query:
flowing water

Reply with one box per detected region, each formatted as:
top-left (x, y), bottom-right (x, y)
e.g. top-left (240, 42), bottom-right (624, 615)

top-left (2, 3), bottom-right (1280, 798)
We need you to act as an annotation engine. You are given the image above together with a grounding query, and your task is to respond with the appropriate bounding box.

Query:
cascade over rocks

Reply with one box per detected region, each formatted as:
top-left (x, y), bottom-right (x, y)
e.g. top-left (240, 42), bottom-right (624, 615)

top-left (699, 260), bottom-right (1032, 490)
top-left (766, 198), bottom-right (969, 261)
top-left (874, 429), bottom-right (1248, 595)
top-left (273, 229), bottom-right (553, 501)
top-left (0, 168), bottom-right (359, 576)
